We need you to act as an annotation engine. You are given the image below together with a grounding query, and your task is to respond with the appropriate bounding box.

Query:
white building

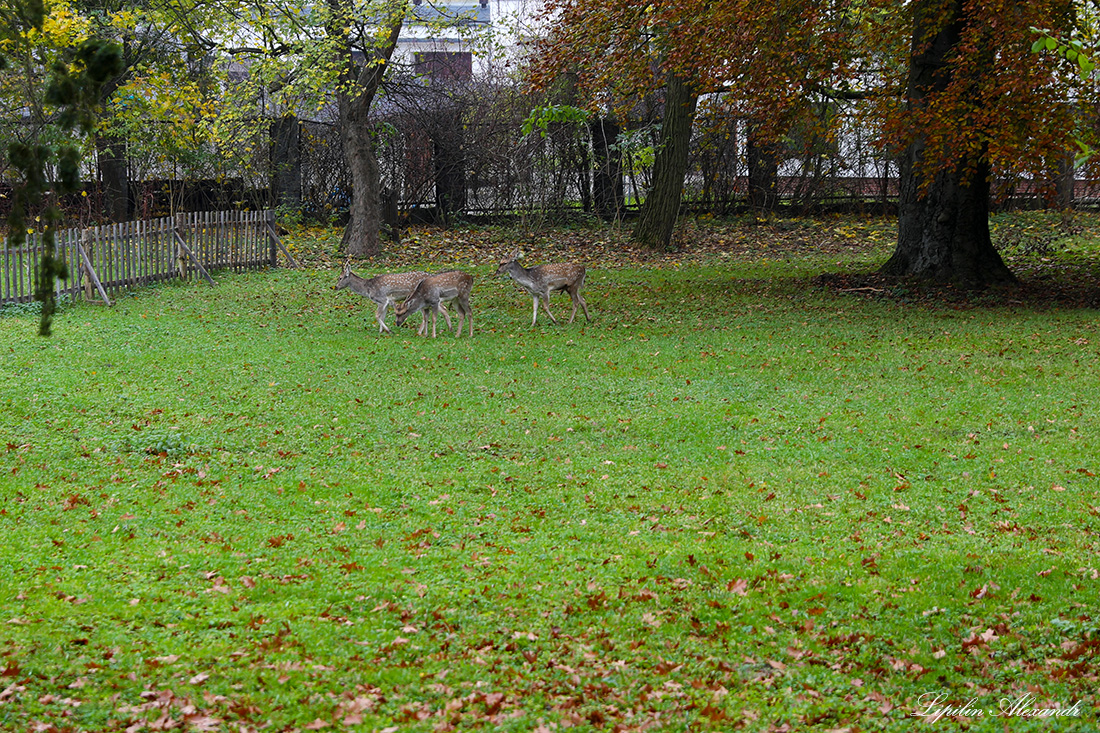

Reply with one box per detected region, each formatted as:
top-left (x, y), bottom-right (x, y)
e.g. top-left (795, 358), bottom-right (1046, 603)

top-left (394, 0), bottom-right (544, 79)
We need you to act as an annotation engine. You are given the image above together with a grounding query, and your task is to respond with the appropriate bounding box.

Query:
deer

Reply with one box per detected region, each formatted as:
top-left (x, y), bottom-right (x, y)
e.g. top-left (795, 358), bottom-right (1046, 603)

top-left (334, 262), bottom-right (449, 336)
top-left (496, 250), bottom-right (590, 326)
top-left (394, 269), bottom-right (474, 338)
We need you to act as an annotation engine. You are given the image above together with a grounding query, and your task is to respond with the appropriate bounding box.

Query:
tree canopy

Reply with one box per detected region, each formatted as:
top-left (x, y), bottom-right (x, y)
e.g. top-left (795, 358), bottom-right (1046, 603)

top-left (530, 0), bottom-right (1096, 283)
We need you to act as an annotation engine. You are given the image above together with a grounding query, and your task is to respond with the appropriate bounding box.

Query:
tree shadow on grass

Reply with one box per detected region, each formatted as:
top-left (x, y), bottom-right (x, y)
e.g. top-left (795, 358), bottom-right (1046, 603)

top-left (813, 259), bottom-right (1100, 310)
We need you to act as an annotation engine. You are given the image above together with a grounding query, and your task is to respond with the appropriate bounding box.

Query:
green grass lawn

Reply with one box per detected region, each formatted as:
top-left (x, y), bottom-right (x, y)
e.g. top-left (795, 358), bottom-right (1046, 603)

top-left (1, 214), bottom-right (1097, 732)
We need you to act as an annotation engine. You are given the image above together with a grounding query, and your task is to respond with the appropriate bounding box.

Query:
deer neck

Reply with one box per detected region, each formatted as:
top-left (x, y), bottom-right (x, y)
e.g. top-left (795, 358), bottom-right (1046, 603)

top-left (507, 262), bottom-right (540, 288)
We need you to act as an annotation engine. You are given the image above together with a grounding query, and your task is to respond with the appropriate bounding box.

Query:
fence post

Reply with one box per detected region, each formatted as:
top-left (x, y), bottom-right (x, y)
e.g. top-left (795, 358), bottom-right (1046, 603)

top-left (175, 214), bottom-right (187, 279)
top-left (77, 228), bottom-right (112, 306)
top-left (264, 211), bottom-right (299, 268)
top-left (82, 229), bottom-right (94, 301)
top-left (174, 213), bottom-right (216, 285)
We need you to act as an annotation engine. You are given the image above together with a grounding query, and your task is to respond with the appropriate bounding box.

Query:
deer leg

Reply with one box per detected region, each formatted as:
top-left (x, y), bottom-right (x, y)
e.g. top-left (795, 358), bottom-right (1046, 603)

top-left (464, 297), bottom-right (473, 337)
top-left (530, 296), bottom-right (539, 326)
top-left (439, 303), bottom-right (453, 330)
top-left (541, 291), bottom-right (559, 325)
top-left (570, 285), bottom-right (590, 323)
top-left (376, 302), bottom-right (391, 334)
top-left (453, 307), bottom-right (464, 338)
top-left (455, 297), bottom-right (472, 337)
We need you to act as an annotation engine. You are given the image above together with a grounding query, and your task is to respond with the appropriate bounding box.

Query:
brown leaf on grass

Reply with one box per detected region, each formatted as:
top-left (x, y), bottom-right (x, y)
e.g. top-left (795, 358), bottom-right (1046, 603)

top-left (62, 494), bottom-right (89, 511)
top-left (653, 660), bottom-right (682, 675)
top-left (205, 577), bottom-right (230, 595)
top-left (184, 716), bottom-right (222, 732)
top-left (968, 581), bottom-right (999, 599)
top-left (483, 692), bottom-right (505, 715)
top-left (727, 578), bottom-right (748, 596)
top-left (699, 705), bottom-right (727, 722)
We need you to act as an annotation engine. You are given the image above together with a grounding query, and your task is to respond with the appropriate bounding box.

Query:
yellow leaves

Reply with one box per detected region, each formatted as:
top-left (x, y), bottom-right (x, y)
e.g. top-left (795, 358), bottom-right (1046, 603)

top-left (107, 72), bottom-right (216, 154)
top-left (108, 8), bottom-right (140, 31)
top-left (31, 0), bottom-right (91, 47)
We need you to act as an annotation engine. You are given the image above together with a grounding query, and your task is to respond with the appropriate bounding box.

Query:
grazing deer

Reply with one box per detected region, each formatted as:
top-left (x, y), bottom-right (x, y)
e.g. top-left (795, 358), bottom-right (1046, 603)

top-left (496, 250), bottom-right (590, 326)
top-left (394, 269), bottom-right (474, 338)
top-left (335, 263), bottom-right (449, 335)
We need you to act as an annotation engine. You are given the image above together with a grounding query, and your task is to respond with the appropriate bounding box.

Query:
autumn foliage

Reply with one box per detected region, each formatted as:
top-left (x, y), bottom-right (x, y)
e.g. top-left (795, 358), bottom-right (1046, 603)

top-left (874, 0), bottom-right (1081, 192)
top-left (530, 0), bottom-right (846, 136)
top-left (531, 0), bottom-right (1096, 281)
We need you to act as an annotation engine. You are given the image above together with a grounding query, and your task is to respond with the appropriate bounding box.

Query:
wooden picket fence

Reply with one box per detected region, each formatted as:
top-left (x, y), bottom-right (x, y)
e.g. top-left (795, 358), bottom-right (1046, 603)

top-left (1, 210), bottom-right (297, 306)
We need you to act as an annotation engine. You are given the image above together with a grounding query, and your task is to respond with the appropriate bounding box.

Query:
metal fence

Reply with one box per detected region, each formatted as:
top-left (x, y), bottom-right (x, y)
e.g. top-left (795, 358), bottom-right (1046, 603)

top-left (1, 210), bottom-right (295, 306)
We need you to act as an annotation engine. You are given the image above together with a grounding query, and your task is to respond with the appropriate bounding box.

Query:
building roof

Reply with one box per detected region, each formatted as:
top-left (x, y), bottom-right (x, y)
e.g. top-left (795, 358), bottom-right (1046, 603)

top-left (409, 1), bottom-right (490, 26)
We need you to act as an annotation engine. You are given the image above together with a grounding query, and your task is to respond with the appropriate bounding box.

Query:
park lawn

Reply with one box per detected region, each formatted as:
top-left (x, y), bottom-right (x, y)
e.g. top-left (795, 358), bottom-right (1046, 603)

top-left (0, 214), bottom-right (1097, 732)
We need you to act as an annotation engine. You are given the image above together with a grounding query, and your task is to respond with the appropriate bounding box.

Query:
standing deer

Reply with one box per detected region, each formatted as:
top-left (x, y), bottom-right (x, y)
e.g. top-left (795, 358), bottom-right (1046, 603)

top-left (496, 250), bottom-right (590, 326)
top-left (394, 269), bottom-right (474, 338)
top-left (334, 263), bottom-right (449, 335)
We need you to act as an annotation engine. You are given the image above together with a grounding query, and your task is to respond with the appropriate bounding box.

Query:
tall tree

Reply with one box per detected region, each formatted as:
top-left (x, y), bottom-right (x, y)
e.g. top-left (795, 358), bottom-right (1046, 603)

top-left (76, 0), bottom-right (201, 223)
top-left (632, 71), bottom-right (697, 248)
top-left (170, 0), bottom-right (436, 256)
top-left (876, 0), bottom-right (1080, 284)
top-left (532, 0), bottom-right (710, 249)
top-left (328, 0), bottom-right (406, 256)
top-left (535, 0), bottom-right (1089, 283)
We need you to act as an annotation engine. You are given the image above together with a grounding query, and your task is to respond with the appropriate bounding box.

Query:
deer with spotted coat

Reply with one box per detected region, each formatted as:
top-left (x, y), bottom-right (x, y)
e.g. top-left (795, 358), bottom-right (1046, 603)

top-left (496, 250), bottom-right (590, 326)
top-left (394, 269), bottom-right (474, 338)
top-left (335, 262), bottom-right (449, 335)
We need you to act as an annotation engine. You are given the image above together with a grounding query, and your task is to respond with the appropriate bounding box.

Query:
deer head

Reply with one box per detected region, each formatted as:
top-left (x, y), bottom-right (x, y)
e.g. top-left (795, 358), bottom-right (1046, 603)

top-left (335, 257), bottom-right (354, 290)
top-left (496, 250), bottom-right (523, 276)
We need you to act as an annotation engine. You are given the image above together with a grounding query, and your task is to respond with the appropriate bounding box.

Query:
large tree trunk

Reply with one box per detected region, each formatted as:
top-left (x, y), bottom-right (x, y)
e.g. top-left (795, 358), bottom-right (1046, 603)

top-left (331, 0), bottom-right (405, 257)
top-left (338, 95), bottom-right (385, 256)
top-left (633, 72), bottom-right (698, 250)
top-left (882, 151), bottom-right (1014, 282)
top-left (880, 0), bottom-right (1015, 284)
